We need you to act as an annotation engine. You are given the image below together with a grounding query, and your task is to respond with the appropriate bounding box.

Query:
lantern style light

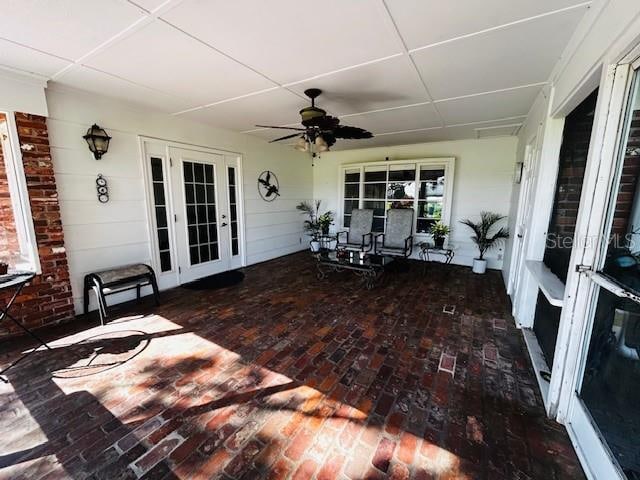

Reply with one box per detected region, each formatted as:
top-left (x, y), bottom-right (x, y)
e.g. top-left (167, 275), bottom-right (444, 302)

top-left (83, 124), bottom-right (111, 160)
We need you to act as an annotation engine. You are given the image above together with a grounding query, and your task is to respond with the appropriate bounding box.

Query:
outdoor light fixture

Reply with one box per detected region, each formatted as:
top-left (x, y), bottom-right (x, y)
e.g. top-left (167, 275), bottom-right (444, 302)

top-left (83, 124), bottom-right (111, 160)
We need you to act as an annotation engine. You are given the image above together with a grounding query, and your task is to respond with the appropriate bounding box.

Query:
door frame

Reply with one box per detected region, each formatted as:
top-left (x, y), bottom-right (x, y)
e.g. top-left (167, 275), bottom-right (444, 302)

top-left (139, 136), bottom-right (246, 289)
top-left (508, 132), bottom-right (539, 299)
top-left (547, 45), bottom-right (640, 479)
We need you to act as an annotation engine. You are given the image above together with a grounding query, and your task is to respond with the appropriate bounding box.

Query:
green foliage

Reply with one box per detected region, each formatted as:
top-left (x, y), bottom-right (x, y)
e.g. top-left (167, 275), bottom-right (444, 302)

top-left (460, 211), bottom-right (509, 260)
top-left (296, 200), bottom-right (334, 238)
top-left (429, 221), bottom-right (450, 239)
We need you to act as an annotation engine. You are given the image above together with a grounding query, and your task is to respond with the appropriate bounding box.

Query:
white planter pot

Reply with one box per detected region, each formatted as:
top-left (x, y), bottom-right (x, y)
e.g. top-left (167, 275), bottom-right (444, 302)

top-left (310, 241), bottom-right (321, 253)
top-left (472, 258), bottom-right (487, 274)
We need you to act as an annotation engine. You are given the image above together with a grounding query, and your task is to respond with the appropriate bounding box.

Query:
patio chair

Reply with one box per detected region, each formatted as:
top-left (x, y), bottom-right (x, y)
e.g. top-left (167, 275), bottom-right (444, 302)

top-left (336, 209), bottom-right (374, 252)
top-left (374, 208), bottom-right (414, 258)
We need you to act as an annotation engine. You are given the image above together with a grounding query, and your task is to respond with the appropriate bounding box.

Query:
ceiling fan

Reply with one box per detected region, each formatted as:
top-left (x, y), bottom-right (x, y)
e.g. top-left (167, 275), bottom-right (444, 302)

top-left (256, 88), bottom-right (373, 153)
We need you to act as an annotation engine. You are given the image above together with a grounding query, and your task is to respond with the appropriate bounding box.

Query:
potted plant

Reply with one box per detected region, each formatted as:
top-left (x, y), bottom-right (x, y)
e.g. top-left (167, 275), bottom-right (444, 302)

top-left (460, 211), bottom-right (509, 274)
top-left (318, 211), bottom-right (334, 235)
top-left (296, 200), bottom-right (334, 252)
top-left (429, 222), bottom-right (450, 248)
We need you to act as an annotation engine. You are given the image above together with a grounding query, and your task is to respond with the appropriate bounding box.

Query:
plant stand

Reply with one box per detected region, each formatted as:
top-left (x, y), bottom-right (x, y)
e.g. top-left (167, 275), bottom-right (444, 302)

top-left (418, 242), bottom-right (455, 274)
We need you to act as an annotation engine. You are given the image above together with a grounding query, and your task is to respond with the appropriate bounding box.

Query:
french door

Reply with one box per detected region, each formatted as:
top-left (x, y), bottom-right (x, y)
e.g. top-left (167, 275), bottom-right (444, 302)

top-left (563, 61), bottom-right (640, 480)
top-left (169, 147), bottom-right (233, 283)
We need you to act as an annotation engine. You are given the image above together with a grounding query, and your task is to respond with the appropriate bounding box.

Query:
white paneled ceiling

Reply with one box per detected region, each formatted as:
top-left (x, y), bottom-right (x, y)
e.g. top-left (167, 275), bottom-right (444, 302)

top-left (162, 0), bottom-right (401, 84)
top-left (0, 0), bottom-right (591, 149)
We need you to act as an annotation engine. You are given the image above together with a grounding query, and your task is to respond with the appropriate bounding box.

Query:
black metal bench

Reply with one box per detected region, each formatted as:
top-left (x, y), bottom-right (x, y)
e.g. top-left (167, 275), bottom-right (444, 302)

top-left (83, 264), bottom-right (159, 324)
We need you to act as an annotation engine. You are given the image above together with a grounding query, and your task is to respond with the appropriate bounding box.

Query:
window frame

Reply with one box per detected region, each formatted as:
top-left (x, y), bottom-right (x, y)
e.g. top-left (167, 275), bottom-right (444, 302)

top-left (338, 157), bottom-right (455, 237)
top-left (0, 111), bottom-right (40, 273)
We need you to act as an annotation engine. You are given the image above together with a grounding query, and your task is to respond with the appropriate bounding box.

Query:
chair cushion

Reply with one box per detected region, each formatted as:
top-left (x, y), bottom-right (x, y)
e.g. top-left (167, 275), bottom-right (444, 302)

top-left (348, 209), bottom-right (373, 245)
top-left (93, 264), bottom-right (150, 285)
top-left (385, 209), bottom-right (413, 248)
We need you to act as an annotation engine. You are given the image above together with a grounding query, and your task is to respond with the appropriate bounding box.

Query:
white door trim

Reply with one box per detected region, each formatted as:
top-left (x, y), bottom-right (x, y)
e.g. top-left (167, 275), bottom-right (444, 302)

top-left (139, 137), bottom-right (246, 290)
top-left (508, 132), bottom-right (539, 300)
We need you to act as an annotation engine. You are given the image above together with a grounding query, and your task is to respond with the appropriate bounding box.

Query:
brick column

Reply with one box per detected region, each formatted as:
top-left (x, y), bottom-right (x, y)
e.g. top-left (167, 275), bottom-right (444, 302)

top-left (0, 113), bottom-right (74, 338)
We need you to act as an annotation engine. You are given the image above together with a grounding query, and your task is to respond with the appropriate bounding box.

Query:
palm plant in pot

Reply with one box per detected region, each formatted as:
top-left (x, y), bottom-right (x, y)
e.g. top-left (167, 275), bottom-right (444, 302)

top-left (296, 200), bottom-right (334, 252)
top-left (429, 221), bottom-right (450, 249)
top-left (460, 211), bottom-right (509, 274)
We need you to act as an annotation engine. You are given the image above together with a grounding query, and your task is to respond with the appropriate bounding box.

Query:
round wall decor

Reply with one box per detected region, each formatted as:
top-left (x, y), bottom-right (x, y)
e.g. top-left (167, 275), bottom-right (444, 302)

top-left (96, 174), bottom-right (109, 203)
top-left (257, 171), bottom-right (280, 202)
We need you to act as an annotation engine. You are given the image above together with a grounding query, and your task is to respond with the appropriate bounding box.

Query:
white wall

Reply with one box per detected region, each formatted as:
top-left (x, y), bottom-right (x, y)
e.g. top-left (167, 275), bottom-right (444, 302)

top-left (45, 86), bottom-right (310, 313)
top-left (314, 137), bottom-right (517, 269)
top-left (0, 71), bottom-right (48, 116)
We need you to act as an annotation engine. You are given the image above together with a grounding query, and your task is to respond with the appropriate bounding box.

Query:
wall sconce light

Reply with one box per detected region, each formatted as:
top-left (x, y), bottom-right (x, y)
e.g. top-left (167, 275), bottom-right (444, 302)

top-left (83, 124), bottom-right (111, 160)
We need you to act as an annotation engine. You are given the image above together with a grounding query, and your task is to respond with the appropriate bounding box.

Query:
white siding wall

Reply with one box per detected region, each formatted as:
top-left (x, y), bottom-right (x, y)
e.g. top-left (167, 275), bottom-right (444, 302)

top-left (45, 86), bottom-right (311, 313)
top-left (313, 137), bottom-right (518, 270)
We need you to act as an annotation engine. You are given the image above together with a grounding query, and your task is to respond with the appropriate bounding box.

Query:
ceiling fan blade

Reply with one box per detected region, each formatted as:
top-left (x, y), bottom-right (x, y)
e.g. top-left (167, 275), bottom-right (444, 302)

top-left (255, 125), bottom-right (305, 131)
top-left (269, 133), bottom-right (302, 143)
top-left (333, 125), bottom-right (374, 139)
top-left (304, 115), bottom-right (339, 129)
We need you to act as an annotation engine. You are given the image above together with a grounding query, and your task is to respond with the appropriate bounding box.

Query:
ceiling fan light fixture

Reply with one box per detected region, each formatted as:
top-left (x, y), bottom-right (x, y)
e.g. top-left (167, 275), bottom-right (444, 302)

top-left (315, 135), bottom-right (329, 152)
top-left (257, 88), bottom-right (372, 154)
top-left (294, 136), bottom-right (308, 152)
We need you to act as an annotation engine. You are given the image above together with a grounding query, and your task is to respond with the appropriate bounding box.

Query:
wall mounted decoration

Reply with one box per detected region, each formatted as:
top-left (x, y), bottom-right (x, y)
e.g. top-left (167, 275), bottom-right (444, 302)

top-left (257, 171), bottom-right (280, 202)
top-left (83, 124), bottom-right (111, 160)
top-left (96, 174), bottom-right (109, 203)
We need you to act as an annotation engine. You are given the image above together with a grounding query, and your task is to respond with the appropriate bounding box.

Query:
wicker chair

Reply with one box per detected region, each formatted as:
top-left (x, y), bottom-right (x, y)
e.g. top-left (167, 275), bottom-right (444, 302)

top-left (336, 209), bottom-right (374, 252)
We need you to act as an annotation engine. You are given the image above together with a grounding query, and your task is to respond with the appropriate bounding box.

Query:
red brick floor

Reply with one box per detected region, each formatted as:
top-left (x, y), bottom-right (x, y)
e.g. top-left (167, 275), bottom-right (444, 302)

top-left (0, 253), bottom-right (585, 480)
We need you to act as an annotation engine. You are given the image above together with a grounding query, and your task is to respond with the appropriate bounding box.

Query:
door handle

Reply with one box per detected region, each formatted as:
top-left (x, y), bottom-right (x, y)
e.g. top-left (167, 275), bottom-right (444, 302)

top-left (222, 214), bottom-right (227, 219)
top-left (221, 222), bottom-right (228, 227)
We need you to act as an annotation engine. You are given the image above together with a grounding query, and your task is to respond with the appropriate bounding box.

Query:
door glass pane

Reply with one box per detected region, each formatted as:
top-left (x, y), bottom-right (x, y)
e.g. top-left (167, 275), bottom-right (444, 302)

top-left (183, 160), bottom-right (218, 266)
top-left (580, 73), bottom-right (640, 479)
top-left (228, 167), bottom-right (239, 256)
top-left (150, 157), bottom-right (171, 272)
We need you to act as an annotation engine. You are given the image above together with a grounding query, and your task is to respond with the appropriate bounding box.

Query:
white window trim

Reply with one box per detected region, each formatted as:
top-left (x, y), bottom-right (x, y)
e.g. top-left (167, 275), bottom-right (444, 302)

top-left (338, 157), bottom-right (455, 238)
top-left (0, 111), bottom-right (40, 273)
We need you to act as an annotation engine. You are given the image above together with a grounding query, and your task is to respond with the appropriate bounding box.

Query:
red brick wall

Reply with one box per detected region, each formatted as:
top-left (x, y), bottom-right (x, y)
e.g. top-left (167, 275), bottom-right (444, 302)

top-left (542, 89), bottom-right (597, 283)
top-left (0, 113), bottom-right (20, 264)
top-left (0, 113), bottom-right (74, 338)
top-left (611, 110), bottom-right (640, 236)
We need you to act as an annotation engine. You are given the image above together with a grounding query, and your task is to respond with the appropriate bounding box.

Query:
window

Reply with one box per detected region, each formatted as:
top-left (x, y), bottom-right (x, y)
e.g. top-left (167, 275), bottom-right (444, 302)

top-left (340, 159), bottom-right (454, 235)
top-left (227, 166), bottom-right (239, 256)
top-left (417, 166), bottom-right (445, 234)
top-left (149, 157), bottom-right (172, 272)
top-left (0, 112), bottom-right (39, 272)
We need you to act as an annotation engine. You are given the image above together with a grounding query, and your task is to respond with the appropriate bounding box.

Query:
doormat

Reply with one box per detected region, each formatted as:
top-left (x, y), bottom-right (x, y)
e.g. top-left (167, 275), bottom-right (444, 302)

top-left (182, 270), bottom-right (245, 291)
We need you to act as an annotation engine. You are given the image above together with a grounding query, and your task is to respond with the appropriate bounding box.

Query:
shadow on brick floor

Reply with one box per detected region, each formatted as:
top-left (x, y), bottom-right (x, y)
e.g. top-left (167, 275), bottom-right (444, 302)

top-left (0, 252), bottom-right (586, 479)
